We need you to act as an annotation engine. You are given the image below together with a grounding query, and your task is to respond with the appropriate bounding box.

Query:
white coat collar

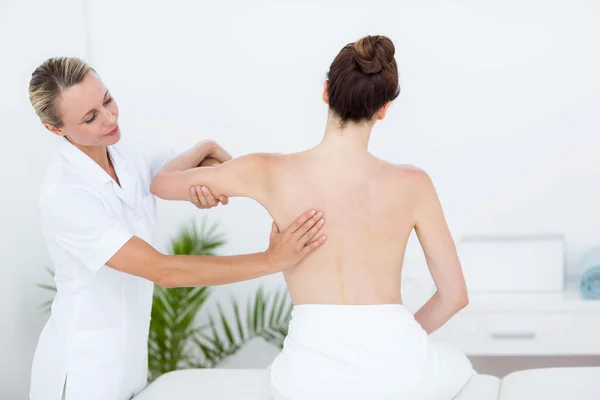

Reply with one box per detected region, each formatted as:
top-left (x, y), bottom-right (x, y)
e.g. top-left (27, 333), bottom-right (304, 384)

top-left (58, 138), bottom-right (138, 209)
top-left (59, 138), bottom-right (114, 183)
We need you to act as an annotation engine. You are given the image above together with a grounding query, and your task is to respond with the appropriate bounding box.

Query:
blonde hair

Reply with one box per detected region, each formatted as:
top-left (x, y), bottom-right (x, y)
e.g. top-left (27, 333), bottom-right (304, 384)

top-left (28, 57), bottom-right (94, 127)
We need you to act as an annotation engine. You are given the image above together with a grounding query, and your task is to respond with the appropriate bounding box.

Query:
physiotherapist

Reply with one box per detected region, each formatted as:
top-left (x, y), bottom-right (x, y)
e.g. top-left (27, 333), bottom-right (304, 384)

top-left (27, 57), bottom-right (327, 400)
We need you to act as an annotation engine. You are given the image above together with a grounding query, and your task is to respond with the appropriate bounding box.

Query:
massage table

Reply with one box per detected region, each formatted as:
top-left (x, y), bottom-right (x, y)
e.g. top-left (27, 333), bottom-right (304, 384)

top-left (133, 366), bottom-right (600, 399)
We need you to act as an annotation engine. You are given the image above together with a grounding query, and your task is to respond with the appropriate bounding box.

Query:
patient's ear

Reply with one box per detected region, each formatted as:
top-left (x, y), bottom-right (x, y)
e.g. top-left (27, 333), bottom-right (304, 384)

top-left (322, 80), bottom-right (329, 104)
top-left (376, 101), bottom-right (392, 120)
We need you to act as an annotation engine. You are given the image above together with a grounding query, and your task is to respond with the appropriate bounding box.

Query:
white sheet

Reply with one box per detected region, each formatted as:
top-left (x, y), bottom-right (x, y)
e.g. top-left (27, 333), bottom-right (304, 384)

top-left (133, 366), bottom-right (600, 400)
top-left (455, 374), bottom-right (501, 400)
top-left (499, 367), bottom-right (600, 400)
top-left (133, 369), bottom-right (498, 400)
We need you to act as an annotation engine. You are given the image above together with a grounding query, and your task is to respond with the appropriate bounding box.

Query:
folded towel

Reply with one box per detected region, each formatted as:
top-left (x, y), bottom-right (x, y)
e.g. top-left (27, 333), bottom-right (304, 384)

top-left (580, 265), bottom-right (600, 300)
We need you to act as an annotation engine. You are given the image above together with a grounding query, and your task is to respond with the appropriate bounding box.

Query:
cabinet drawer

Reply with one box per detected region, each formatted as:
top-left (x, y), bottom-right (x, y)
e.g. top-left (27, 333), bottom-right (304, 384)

top-left (430, 312), bottom-right (600, 356)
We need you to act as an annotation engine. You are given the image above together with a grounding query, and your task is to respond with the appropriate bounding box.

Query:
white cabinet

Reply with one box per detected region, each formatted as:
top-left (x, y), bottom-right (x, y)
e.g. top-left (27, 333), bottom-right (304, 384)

top-left (457, 235), bottom-right (566, 292)
top-left (427, 291), bottom-right (600, 356)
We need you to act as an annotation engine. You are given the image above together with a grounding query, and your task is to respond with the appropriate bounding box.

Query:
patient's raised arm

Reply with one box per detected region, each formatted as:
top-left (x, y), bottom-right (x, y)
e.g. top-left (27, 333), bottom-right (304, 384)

top-left (150, 140), bottom-right (272, 204)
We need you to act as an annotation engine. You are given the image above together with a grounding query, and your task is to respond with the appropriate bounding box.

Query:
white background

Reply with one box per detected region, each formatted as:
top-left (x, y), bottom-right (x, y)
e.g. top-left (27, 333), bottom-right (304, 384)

top-left (2, 0), bottom-right (600, 397)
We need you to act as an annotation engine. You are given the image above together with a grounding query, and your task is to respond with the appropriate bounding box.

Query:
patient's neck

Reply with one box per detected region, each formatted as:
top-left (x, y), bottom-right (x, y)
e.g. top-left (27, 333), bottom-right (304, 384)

top-left (319, 113), bottom-right (373, 152)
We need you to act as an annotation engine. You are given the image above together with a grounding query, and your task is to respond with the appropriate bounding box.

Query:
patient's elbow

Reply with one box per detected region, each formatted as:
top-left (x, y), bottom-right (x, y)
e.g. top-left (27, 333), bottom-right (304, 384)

top-left (149, 175), bottom-right (166, 198)
top-left (441, 289), bottom-right (469, 312)
top-left (455, 291), bottom-right (469, 310)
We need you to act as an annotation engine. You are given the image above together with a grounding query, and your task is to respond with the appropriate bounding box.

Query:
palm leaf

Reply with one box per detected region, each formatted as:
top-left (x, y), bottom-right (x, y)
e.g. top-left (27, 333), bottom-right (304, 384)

top-left (36, 266), bottom-right (57, 313)
top-left (36, 283), bottom-right (57, 292)
top-left (147, 217), bottom-right (226, 381)
top-left (195, 285), bottom-right (294, 365)
top-left (217, 303), bottom-right (235, 344)
top-left (246, 295), bottom-right (254, 337)
top-left (39, 299), bottom-right (54, 313)
top-left (269, 290), bottom-right (281, 327)
top-left (232, 298), bottom-right (245, 342)
top-left (253, 287), bottom-right (262, 333)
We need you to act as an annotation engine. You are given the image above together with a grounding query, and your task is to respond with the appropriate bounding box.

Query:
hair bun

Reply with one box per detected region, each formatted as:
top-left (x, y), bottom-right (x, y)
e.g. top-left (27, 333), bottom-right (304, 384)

top-left (352, 35), bottom-right (395, 75)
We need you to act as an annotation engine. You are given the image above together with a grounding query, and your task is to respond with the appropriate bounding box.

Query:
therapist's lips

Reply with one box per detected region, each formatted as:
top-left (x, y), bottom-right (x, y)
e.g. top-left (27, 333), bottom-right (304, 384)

top-left (106, 125), bottom-right (119, 136)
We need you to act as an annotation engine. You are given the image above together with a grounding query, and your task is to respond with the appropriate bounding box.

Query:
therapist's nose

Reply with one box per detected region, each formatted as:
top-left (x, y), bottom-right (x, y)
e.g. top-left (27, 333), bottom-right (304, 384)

top-left (103, 108), bottom-right (117, 126)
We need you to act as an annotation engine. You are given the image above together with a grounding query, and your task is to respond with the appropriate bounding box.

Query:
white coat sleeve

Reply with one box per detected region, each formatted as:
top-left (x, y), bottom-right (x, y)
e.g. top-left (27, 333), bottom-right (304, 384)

top-left (137, 135), bottom-right (178, 178)
top-left (40, 186), bottom-right (134, 273)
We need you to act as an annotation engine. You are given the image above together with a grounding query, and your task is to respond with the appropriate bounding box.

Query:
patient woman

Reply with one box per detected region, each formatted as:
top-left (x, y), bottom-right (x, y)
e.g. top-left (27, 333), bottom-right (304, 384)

top-left (151, 34), bottom-right (475, 400)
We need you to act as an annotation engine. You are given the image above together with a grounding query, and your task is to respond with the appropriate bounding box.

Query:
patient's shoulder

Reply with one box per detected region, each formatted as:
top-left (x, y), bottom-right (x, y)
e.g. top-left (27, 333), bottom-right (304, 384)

top-left (251, 151), bottom-right (307, 167)
top-left (230, 152), bottom-right (290, 179)
top-left (232, 152), bottom-right (281, 166)
top-left (385, 164), bottom-right (438, 204)
top-left (388, 163), bottom-right (431, 183)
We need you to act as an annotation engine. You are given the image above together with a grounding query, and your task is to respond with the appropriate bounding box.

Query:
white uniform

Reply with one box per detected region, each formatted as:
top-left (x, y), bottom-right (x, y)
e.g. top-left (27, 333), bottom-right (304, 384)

top-left (29, 135), bottom-right (176, 400)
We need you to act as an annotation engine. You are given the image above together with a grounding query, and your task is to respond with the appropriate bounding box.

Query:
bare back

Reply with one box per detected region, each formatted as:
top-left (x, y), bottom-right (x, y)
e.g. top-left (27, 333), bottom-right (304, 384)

top-left (261, 146), bottom-right (424, 305)
top-left (151, 135), bottom-right (464, 309)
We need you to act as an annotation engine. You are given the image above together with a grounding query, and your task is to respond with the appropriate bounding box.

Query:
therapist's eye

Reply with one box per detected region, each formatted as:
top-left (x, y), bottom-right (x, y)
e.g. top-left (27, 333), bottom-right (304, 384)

top-left (85, 113), bottom-right (97, 124)
top-left (83, 97), bottom-right (112, 124)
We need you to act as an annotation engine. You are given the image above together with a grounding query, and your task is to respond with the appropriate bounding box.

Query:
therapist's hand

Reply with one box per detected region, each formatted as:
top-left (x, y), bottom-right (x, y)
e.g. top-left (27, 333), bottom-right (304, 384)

top-left (197, 141), bottom-right (232, 165)
top-left (190, 185), bottom-right (228, 209)
top-left (209, 142), bottom-right (233, 164)
top-left (264, 209), bottom-right (327, 272)
top-left (190, 142), bottom-right (232, 209)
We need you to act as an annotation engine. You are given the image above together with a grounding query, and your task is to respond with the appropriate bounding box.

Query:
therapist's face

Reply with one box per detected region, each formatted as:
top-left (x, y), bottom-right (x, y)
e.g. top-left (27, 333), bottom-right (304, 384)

top-left (45, 72), bottom-right (120, 147)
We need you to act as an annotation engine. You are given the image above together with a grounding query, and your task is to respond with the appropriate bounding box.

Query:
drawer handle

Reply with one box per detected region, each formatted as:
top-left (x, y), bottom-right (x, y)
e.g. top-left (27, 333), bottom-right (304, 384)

top-left (490, 332), bottom-right (537, 340)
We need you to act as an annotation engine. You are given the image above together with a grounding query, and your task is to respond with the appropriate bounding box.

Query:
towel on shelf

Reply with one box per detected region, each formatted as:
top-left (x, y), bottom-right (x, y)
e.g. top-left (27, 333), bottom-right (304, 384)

top-left (580, 264), bottom-right (600, 300)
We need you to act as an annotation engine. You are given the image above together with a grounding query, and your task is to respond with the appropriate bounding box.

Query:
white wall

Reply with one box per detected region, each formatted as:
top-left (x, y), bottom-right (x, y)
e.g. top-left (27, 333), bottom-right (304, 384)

top-left (3, 0), bottom-right (600, 397)
top-left (0, 1), bottom-right (89, 398)
top-left (84, 0), bottom-right (600, 273)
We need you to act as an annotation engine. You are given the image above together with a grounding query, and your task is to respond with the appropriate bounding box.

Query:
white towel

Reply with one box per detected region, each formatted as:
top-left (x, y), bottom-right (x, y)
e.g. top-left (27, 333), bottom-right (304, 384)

top-left (269, 304), bottom-right (475, 400)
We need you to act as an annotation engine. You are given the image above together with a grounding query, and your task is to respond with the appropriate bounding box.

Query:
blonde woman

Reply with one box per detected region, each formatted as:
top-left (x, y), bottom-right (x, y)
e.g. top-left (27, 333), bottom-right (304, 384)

top-left (27, 57), bottom-right (327, 400)
top-left (151, 35), bottom-right (475, 400)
